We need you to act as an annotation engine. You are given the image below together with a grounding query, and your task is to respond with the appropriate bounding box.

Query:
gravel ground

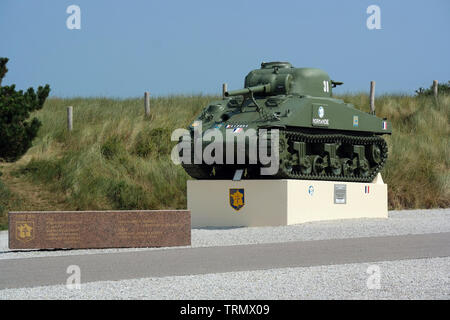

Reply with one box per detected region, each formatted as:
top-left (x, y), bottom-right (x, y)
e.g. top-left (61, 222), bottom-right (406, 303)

top-left (1, 209), bottom-right (449, 260)
top-left (0, 257), bottom-right (448, 299)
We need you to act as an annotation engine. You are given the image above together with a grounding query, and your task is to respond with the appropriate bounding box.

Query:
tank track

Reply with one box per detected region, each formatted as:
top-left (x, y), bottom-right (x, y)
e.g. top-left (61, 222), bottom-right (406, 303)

top-left (181, 163), bottom-right (212, 179)
top-left (181, 129), bottom-right (388, 182)
top-left (272, 129), bottom-right (388, 182)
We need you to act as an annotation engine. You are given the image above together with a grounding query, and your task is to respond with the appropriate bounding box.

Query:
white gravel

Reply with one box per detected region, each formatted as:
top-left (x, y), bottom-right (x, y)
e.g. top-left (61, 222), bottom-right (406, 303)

top-left (0, 257), bottom-right (448, 300)
top-left (1, 209), bottom-right (449, 260)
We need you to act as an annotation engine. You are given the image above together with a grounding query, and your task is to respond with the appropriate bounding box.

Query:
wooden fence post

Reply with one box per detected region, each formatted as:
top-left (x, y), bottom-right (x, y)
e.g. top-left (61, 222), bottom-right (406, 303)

top-left (370, 81), bottom-right (375, 115)
top-left (222, 83), bottom-right (227, 98)
top-left (67, 106), bottom-right (73, 132)
top-left (433, 80), bottom-right (438, 99)
top-left (144, 91), bottom-right (150, 116)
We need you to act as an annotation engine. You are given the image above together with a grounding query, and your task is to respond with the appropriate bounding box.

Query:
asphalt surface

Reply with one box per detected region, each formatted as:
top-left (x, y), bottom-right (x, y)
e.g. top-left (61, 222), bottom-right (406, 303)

top-left (1, 232), bottom-right (449, 290)
top-left (1, 257), bottom-right (448, 299)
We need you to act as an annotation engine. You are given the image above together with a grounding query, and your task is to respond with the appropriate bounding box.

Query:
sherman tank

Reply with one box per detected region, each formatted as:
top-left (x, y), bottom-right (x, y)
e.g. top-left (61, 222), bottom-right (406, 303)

top-left (181, 62), bottom-right (391, 182)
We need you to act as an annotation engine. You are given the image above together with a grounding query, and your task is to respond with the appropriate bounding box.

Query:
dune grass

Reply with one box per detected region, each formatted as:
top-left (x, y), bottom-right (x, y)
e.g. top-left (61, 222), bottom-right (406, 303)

top-left (0, 93), bottom-right (448, 229)
top-left (0, 179), bottom-right (11, 229)
top-left (341, 93), bottom-right (449, 208)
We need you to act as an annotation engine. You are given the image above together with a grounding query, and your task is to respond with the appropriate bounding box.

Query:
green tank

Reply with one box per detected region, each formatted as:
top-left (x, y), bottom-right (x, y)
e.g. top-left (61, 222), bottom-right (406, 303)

top-left (181, 62), bottom-right (391, 182)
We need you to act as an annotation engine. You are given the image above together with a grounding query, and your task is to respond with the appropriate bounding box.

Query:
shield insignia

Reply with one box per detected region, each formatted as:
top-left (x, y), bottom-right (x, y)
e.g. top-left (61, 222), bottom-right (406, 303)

top-left (229, 188), bottom-right (245, 211)
top-left (16, 221), bottom-right (34, 242)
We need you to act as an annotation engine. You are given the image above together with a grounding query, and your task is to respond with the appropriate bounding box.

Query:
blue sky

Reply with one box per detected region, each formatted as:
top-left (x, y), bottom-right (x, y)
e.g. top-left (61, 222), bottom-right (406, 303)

top-left (1, 0), bottom-right (449, 97)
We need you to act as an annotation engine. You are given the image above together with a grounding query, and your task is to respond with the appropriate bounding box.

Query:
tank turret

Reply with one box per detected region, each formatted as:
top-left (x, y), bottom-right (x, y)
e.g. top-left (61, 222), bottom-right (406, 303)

top-left (241, 62), bottom-right (333, 97)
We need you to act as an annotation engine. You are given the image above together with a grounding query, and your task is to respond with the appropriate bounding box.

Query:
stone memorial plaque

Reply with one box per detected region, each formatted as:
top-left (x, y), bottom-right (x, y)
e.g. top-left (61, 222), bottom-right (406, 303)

top-left (8, 210), bottom-right (190, 249)
top-left (334, 184), bottom-right (347, 204)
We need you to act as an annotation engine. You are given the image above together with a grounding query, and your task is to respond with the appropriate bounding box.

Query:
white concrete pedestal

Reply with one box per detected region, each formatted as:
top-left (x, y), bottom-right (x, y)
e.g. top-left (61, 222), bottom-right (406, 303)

top-left (187, 174), bottom-right (387, 228)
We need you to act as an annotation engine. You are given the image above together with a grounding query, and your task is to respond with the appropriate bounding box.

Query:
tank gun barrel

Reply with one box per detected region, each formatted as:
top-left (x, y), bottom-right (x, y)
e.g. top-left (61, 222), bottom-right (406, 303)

top-left (224, 84), bottom-right (271, 97)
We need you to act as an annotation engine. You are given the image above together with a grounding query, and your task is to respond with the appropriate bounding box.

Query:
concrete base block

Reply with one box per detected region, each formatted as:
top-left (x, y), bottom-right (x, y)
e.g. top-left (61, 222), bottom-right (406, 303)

top-left (188, 174), bottom-right (387, 228)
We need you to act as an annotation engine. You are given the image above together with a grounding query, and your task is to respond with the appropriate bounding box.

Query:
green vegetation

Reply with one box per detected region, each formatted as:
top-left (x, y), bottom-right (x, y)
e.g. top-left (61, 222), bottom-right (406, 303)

top-left (340, 93), bottom-right (449, 209)
top-left (0, 95), bottom-right (209, 226)
top-left (0, 174), bottom-right (11, 229)
top-left (0, 57), bottom-right (50, 229)
top-left (416, 81), bottom-right (450, 96)
top-left (0, 93), bottom-right (448, 229)
top-left (0, 58), bottom-right (50, 162)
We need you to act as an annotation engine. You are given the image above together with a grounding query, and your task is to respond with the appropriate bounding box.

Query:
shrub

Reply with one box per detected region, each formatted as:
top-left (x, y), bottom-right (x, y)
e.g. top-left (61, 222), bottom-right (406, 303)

top-left (101, 135), bottom-right (124, 160)
top-left (0, 57), bottom-right (50, 161)
top-left (415, 81), bottom-right (450, 96)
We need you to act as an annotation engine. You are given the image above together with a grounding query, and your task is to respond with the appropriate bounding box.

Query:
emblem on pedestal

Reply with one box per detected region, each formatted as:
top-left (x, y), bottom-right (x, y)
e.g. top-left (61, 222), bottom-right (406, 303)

top-left (229, 188), bottom-right (245, 211)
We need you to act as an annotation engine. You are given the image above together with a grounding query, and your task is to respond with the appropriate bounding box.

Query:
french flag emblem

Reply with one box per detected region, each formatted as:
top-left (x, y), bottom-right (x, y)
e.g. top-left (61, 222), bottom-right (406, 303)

top-left (382, 121), bottom-right (387, 130)
top-left (365, 186), bottom-right (370, 194)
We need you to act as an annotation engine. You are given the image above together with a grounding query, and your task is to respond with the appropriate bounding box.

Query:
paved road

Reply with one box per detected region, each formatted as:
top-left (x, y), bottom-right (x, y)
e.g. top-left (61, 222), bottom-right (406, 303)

top-left (1, 232), bottom-right (449, 290)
